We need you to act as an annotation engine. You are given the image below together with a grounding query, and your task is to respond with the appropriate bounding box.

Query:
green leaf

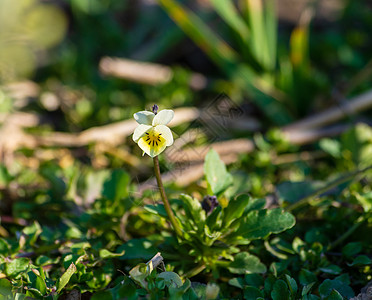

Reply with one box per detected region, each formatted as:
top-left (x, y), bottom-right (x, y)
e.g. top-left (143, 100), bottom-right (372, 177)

top-left (303, 295), bottom-right (320, 300)
top-left (57, 263), bottom-right (77, 293)
top-left (244, 274), bottom-right (264, 287)
top-left (144, 204), bottom-right (168, 218)
top-left (157, 271), bottom-right (183, 288)
top-left (0, 278), bottom-right (12, 296)
top-left (91, 290), bottom-right (114, 300)
top-left (28, 270), bottom-right (47, 296)
top-left (299, 269), bottom-right (317, 285)
top-left (319, 138), bottom-right (342, 158)
top-left (180, 194), bottom-right (205, 224)
top-left (264, 275), bottom-right (276, 295)
top-left (0, 165), bottom-right (12, 185)
top-left (277, 181), bottom-right (323, 204)
top-left (318, 279), bottom-right (354, 299)
top-left (302, 282), bottom-right (316, 296)
top-left (246, 198), bottom-right (266, 212)
top-left (243, 286), bottom-right (264, 300)
top-left (40, 163), bottom-right (66, 197)
top-left (0, 238), bottom-right (9, 256)
top-left (169, 278), bottom-right (192, 298)
top-left (325, 290), bottom-right (344, 300)
top-left (118, 238), bottom-right (157, 260)
top-left (116, 278), bottom-right (138, 299)
top-left (228, 278), bottom-right (244, 289)
top-left (271, 280), bottom-right (290, 300)
top-left (22, 221), bottom-right (42, 246)
top-left (234, 208), bottom-right (295, 242)
top-left (319, 265), bottom-right (341, 275)
top-left (192, 282), bottom-right (208, 299)
top-left (5, 258), bottom-right (29, 278)
top-left (129, 263), bottom-right (149, 289)
top-left (335, 273), bottom-right (350, 285)
top-left (99, 249), bottom-right (125, 259)
top-left (35, 255), bottom-right (59, 267)
top-left (102, 169), bottom-right (130, 202)
top-left (354, 192), bottom-right (372, 212)
top-left (223, 194), bottom-right (251, 227)
top-left (14, 293), bottom-right (28, 300)
top-left (285, 274), bottom-right (298, 296)
top-left (206, 205), bottom-right (222, 231)
top-left (347, 255), bottom-right (372, 266)
top-left (228, 252), bottom-right (267, 274)
top-left (204, 149), bottom-right (233, 195)
top-left (341, 124), bottom-right (372, 167)
top-left (35, 275), bottom-right (47, 296)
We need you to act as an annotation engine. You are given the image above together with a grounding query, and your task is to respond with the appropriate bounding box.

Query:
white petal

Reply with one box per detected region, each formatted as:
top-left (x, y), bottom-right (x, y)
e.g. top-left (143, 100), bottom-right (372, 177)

top-left (152, 109), bottom-right (174, 126)
top-left (134, 111), bottom-right (155, 125)
top-left (133, 124), bottom-right (152, 142)
top-left (155, 125), bottom-right (173, 146)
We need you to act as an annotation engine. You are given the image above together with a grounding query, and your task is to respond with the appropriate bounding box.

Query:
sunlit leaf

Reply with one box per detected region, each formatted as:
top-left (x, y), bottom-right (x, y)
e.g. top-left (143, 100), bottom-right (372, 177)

top-left (204, 149), bottom-right (233, 195)
top-left (57, 263), bottom-right (77, 294)
top-left (234, 208), bottom-right (295, 242)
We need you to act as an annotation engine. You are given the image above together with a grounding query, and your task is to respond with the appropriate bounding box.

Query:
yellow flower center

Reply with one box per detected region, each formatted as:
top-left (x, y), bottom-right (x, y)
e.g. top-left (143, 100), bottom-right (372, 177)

top-left (144, 131), bottom-right (164, 147)
top-left (137, 129), bottom-right (167, 157)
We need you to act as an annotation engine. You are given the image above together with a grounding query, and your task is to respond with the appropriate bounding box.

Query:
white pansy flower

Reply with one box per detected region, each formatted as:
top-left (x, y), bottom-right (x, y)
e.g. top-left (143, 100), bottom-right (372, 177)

top-left (132, 107), bottom-right (174, 158)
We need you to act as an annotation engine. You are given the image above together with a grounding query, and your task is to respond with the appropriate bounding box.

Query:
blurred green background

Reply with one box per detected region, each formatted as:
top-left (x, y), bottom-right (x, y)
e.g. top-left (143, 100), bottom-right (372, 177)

top-left (1, 0), bottom-right (371, 128)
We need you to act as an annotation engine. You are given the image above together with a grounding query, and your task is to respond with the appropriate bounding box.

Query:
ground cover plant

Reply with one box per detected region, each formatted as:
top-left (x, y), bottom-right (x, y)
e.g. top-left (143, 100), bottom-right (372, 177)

top-left (1, 0), bottom-right (372, 299)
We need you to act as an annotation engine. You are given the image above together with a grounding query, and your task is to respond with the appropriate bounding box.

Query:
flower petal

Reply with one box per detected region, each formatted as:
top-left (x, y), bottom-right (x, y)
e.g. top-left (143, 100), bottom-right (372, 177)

top-left (134, 111), bottom-right (155, 125)
top-left (133, 124), bottom-right (152, 142)
top-left (155, 125), bottom-right (173, 146)
top-left (138, 135), bottom-right (167, 158)
top-left (152, 109), bottom-right (174, 126)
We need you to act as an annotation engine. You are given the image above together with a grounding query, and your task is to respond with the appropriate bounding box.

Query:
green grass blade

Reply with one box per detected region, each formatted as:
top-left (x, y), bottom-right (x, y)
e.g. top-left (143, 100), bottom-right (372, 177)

top-left (245, 0), bottom-right (270, 69)
top-left (264, 0), bottom-right (277, 70)
top-left (209, 0), bottom-right (250, 41)
top-left (158, 0), bottom-right (292, 124)
top-left (158, 0), bottom-right (238, 72)
top-left (290, 26), bottom-right (309, 71)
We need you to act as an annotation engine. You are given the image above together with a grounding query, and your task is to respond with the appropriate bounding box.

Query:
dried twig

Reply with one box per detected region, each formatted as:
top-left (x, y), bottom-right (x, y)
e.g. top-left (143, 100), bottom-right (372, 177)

top-left (272, 150), bottom-right (326, 165)
top-left (0, 107), bottom-right (200, 154)
top-left (165, 124), bottom-right (348, 164)
top-left (100, 57), bottom-right (172, 85)
top-left (39, 107), bottom-right (199, 147)
top-left (99, 57), bottom-right (208, 90)
top-left (1, 80), bottom-right (40, 108)
top-left (164, 88), bottom-right (372, 165)
top-left (165, 139), bottom-right (254, 163)
top-left (283, 89), bottom-right (372, 132)
top-left (146, 252), bottom-right (165, 272)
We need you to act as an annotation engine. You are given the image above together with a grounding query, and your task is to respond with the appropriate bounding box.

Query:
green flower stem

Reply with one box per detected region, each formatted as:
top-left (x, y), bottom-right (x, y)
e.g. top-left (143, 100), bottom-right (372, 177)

top-left (153, 156), bottom-right (183, 237)
top-left (181, 264), bottom-right (206, 279)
